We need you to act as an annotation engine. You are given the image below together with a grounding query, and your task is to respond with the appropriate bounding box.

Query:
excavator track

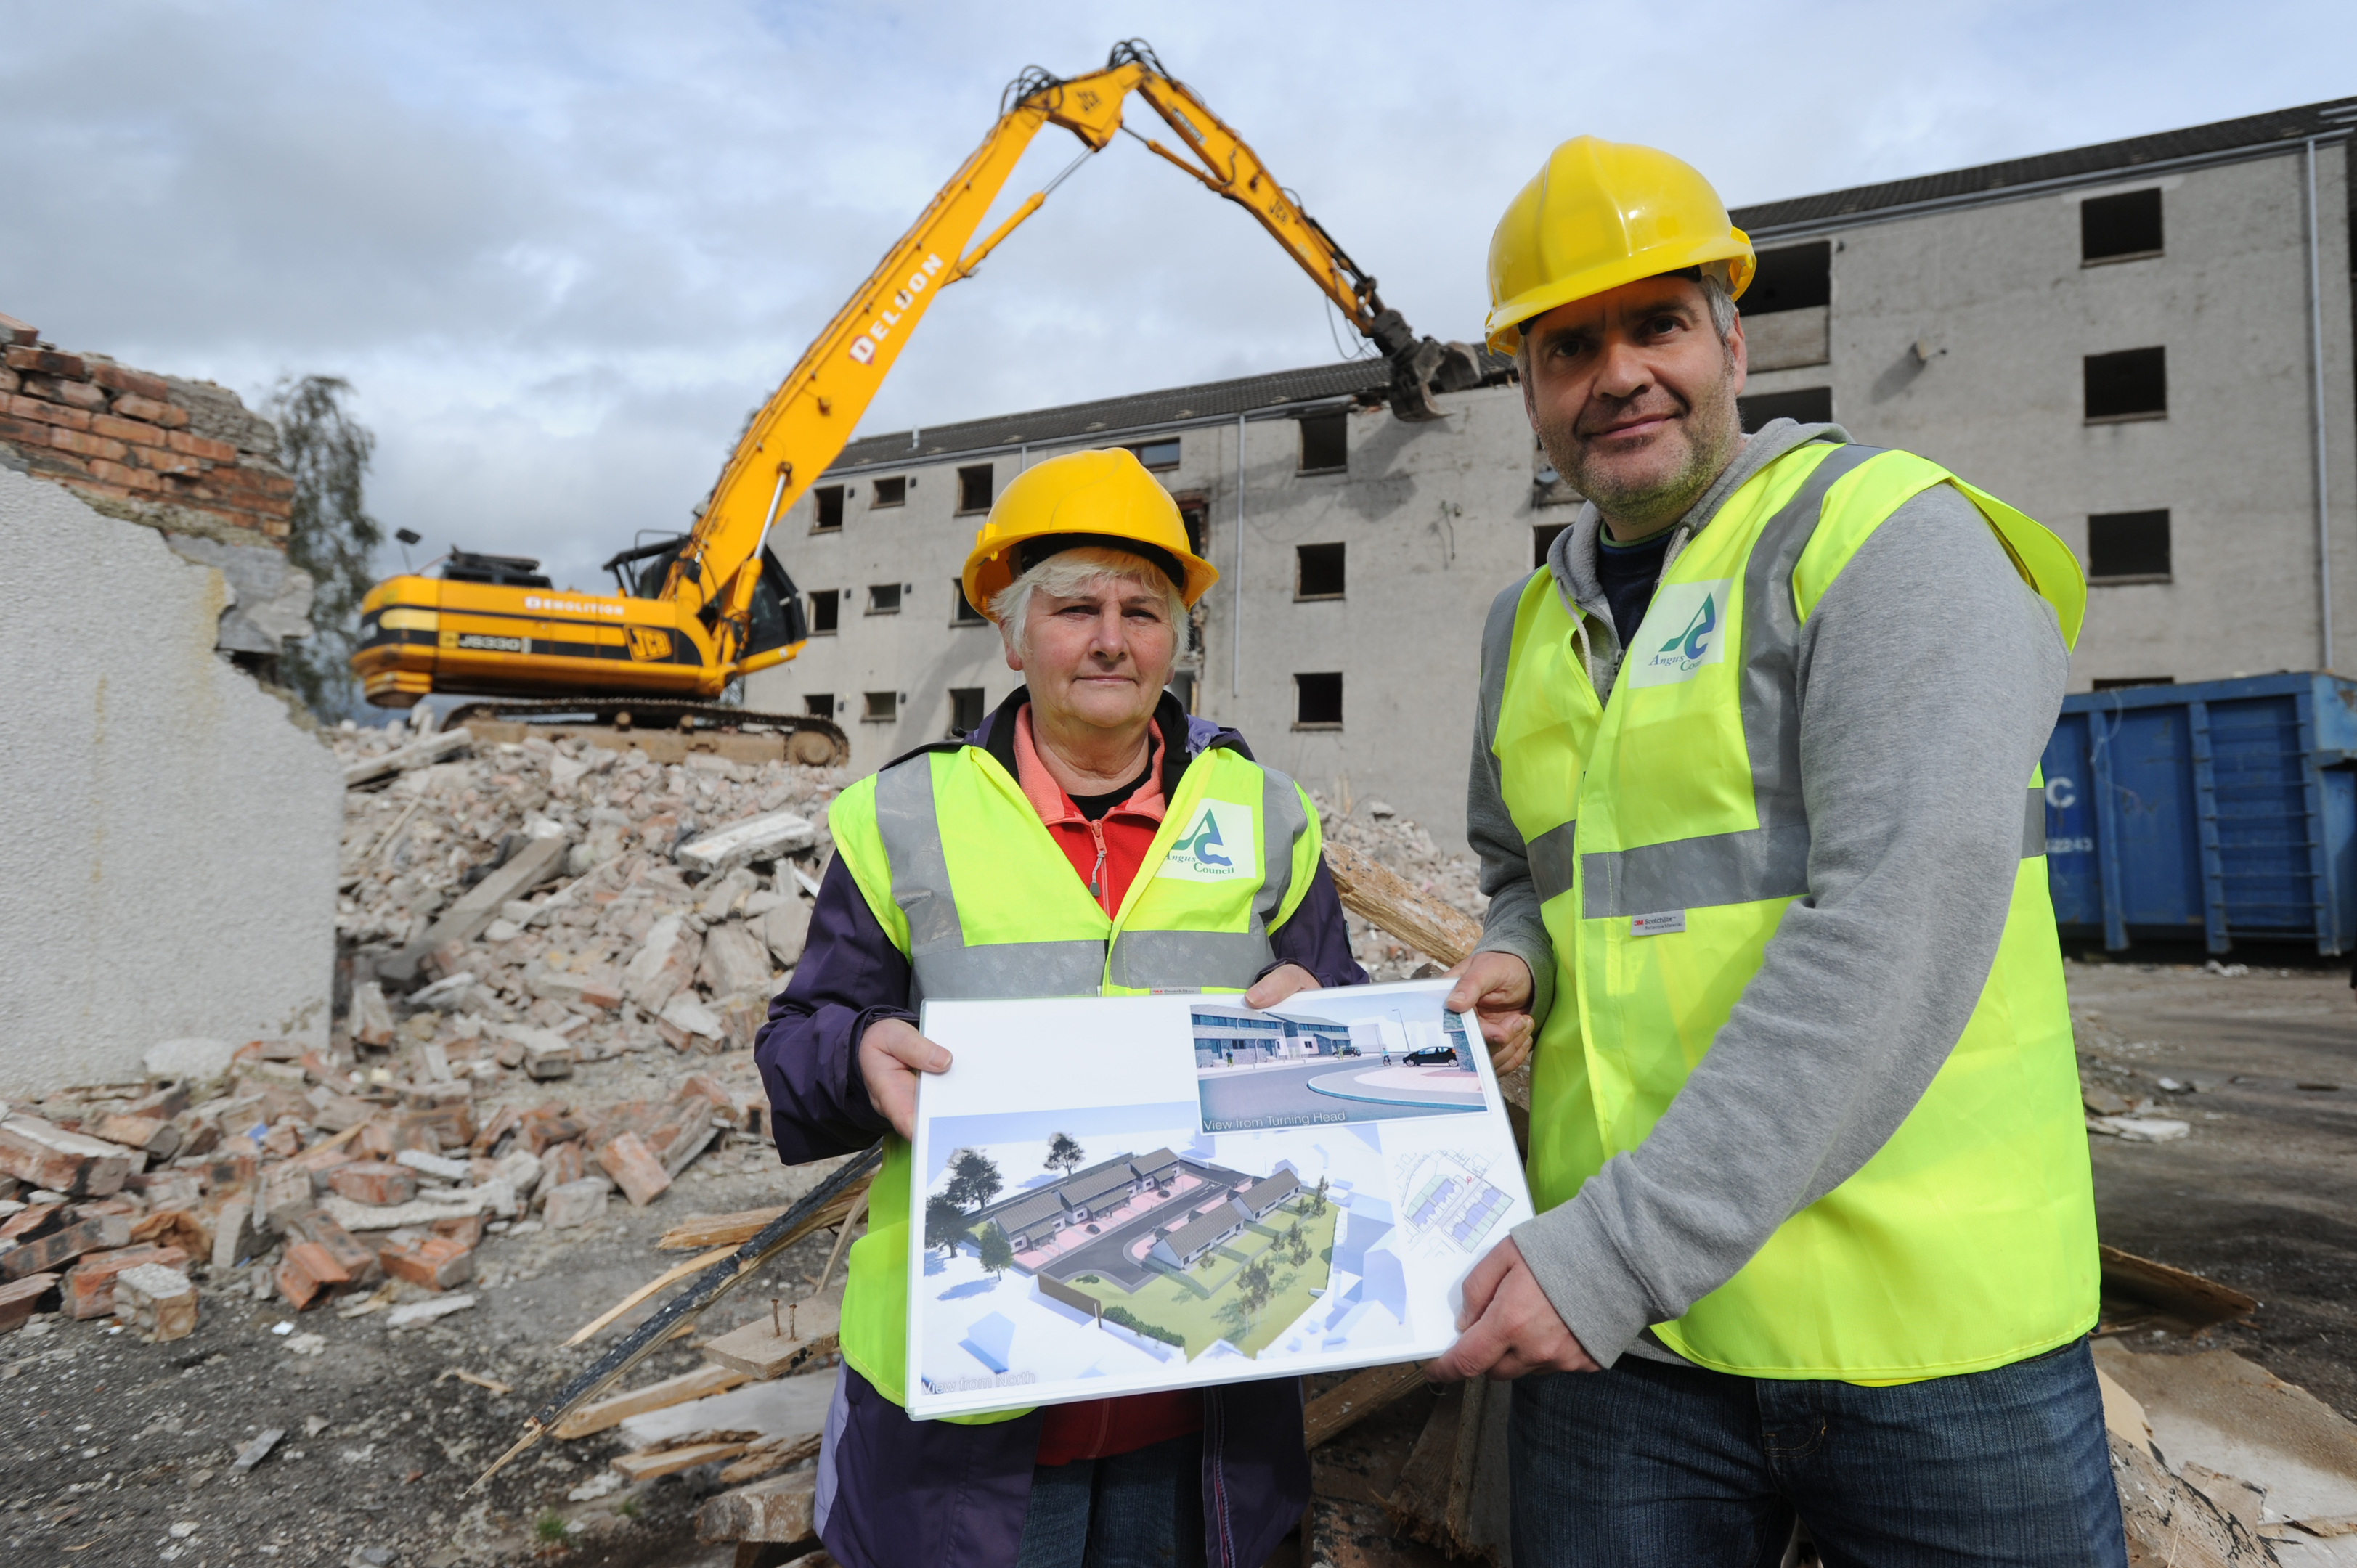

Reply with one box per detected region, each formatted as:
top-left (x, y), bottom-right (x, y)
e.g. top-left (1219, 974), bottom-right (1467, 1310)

top-left (442, 698), bottom-right (850, 769)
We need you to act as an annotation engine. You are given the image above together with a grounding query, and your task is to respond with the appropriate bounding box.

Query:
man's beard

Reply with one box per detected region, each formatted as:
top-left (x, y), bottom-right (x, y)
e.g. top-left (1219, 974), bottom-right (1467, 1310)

top-left (1538, 361), bottom-right (1742, 537)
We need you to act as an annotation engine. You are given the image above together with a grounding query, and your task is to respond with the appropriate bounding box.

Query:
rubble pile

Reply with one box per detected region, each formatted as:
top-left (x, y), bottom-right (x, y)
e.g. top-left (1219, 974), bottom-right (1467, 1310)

top-left (0, 719), bottom-right (850, 1348)
top-left (1316, 794), bottom-right (1487, 979)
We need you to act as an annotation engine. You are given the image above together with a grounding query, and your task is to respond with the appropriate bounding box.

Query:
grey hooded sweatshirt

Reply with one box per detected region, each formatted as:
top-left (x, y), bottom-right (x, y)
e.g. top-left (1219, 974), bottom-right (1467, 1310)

top-left (1467, 418), bottom-right (2070, 1369)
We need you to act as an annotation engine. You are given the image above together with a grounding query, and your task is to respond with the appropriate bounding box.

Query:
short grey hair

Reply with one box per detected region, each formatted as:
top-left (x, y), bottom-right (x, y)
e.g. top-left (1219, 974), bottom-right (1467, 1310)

top-left (991, 545), bottom-right (1187, 661)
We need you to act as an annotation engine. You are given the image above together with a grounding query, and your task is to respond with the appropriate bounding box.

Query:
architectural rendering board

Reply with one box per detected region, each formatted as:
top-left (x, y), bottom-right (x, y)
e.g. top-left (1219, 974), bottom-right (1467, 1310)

top-left (905, 980), bottom-right (1533, 1420)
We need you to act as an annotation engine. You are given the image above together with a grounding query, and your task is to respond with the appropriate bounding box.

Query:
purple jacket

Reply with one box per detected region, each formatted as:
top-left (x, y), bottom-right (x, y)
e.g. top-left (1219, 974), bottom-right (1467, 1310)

top-left (754, 690), bottom-right (1365, 1568)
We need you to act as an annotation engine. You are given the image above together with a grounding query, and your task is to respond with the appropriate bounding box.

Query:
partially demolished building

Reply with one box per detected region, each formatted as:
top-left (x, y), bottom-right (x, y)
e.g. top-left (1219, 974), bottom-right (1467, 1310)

top-left (749, 96), bottom-right (2356, 852)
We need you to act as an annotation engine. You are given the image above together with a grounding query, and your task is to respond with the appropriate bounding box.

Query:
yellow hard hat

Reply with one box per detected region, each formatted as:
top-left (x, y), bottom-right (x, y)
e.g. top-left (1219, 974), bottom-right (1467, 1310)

top-left (962, 447), bottom-right (1218, 619)
top-left (1485, 136), bottom-right (1756, 354)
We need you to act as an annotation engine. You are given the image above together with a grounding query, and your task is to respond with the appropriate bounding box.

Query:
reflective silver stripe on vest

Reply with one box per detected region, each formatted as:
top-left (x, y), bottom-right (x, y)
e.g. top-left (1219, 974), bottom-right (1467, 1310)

top-left (905, 939), bottom-right (1110, 1003)
top-left (1579, 448), bottom-right (2050, 920)
top-left (1527, 819), bottom-right (1579, 905)
top-left (876, 752), bottom-right (1301, 1002)
top-left (1582, 445), bottom-right (1879, 920)
top-left (1104, 767), bottom-right (1302, 989)
top-left (875, 756), bottom-right (1104, 1005)
top-left (1104, 930), bottom-right (1270, 992)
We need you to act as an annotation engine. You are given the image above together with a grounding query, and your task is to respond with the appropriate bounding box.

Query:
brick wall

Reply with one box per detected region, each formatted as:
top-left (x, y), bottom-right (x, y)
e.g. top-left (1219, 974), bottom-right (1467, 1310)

top-left (0, 308), bottom-right (293, 548)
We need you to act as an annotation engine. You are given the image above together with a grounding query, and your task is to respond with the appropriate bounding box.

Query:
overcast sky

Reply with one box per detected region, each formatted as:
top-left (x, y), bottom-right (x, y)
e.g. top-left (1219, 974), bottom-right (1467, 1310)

top-left (6, 1), bottom-right (2352, 597)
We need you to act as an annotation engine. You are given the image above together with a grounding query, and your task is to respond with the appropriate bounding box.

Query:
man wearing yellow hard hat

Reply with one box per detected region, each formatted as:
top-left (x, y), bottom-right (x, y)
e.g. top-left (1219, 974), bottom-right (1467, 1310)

top-left (1428, 138), bottom-right (2123, 1561)
top-left (754, 447), bottom-right (1365, 1568)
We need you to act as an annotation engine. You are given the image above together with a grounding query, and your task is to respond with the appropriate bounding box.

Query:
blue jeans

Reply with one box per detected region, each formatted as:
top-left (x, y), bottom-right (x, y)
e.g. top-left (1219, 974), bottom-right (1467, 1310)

top-left (1509, 1338), bottom-right (2126, 1567)
top-left (1014, 1432), bottom-right (1205, 1568)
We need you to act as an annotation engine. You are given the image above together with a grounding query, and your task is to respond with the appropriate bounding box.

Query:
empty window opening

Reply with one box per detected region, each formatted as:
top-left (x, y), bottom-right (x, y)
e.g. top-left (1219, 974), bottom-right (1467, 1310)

top-left (1127, 438), bottom-right (1181, 472)
top-left (951, 578), bottom-right (987, 624)
top-left (867, 584), bottom-right (903, 614)
top-left (813, 485), bottom-right (844, 531)
top-left (1296, 543), bottom-right (1346, 600)
top-left (863, 691), bottom-right (899, 723)
top-left (957, 465), bottom-right (993, 514)
top-left (1178, 503), bottom-right (1208, 558)
top-left (1737, 387), bottom-right (1832, 433)
top-left (1741, 242), bottom-right (1831, 316)
top-left (1295, 672), bottom-right (1343, 728)
top-left (2087, 510), bottom-right (2171, 581)
top-left (805, 693), bottom-right (835, 719)
top-left (2085, 348), bottom-right (2167, 421)
top-left (810, 591), bottom-right (840, 634)
top-left (2082, 189), bottom-right (2163, 264)
top-left (871, 476), bottom-right (907, 507)
top-left (2093, 676), bottom-right (2175, 690)
top-left (1534, 522), bottom-right (1569, 567)
top-left (1298, 412), bottom-right (1348, 474)
top-left (948, 687), bottom-right (986, 736)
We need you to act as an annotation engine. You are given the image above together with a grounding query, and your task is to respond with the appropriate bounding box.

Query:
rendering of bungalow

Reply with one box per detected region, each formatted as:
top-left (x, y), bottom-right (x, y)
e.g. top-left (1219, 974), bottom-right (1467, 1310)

top-left (1236, 1169), bottom-right (1301, 1220)
top-left (974, 1148), bottom-right (1199, 1252)
top-left (1151, 1204), bottom-right (1249, 1270)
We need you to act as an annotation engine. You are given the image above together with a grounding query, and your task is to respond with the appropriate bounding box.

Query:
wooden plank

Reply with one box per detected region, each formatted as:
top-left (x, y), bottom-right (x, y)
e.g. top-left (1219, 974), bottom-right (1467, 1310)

top-left (611, 1440), bottom-right (751, 1481)
top-left (553, 1363), bottom-right (749, 1440)
top-left (1323, 839), bottom-right (1481, 968)
top-left (2100, 1244), bottom-right (2258, 1331)
top-left (1304, 1358), bottom-right (1429, 1450)
top-left (659, 1181), bottom-right (866, 1251)
top-left (343, 727), bottom-right (473, 788)
top-left (566, 1246), bottom-right (734, 1347)
top-left (717, 1434), bottom-right (821, 1485)
top-left (702, 1296), bottom-right (842, 1381)
top-left (696, 1474), bottom-right (818, 1546)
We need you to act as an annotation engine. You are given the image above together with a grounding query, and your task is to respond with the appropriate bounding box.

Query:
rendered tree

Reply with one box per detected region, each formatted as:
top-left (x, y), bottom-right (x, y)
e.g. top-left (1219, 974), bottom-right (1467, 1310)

top-left (977, 1222), bottom-right (1017, 1280)
top-left (1237, 1258), bottom-right (1276, 1328)
top-left (948, 1149), bottom-right (1004, 1212)
top-left (1043, 1133), bottom-right (1085, 1177)
top-left (1312, 1176), bottom-right (1329, 1216)
top-left (924, 1194), bottom-right (969, 1257)
top-left (266, 375), bottom-right (383, 718)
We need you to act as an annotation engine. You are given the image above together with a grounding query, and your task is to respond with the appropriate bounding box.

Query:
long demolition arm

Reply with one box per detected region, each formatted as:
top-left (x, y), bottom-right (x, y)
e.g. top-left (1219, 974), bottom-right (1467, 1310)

top-left (666, 41), bottom-right (1453, 675)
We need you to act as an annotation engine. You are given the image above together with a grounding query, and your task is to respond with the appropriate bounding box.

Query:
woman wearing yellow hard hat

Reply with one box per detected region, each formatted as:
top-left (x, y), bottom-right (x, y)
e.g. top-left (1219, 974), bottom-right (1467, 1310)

top-left (754, 446), bottom-right (1366, 1568)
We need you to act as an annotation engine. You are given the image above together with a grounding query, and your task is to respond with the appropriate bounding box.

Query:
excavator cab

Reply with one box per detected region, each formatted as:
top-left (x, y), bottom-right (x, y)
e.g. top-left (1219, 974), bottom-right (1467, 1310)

top-left (605, 536), bottom-right (807, 658)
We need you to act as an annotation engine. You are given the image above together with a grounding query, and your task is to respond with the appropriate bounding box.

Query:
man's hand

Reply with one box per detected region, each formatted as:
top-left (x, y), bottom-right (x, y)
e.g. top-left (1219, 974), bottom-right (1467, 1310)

top-left (1245, 963), bottom-right (1321, 1009)
top-left (1446, 951), bottom-right (1536, 1075)
top-left (859, 1017), bottom-right (951, 1140)
top-left (1427, 1237), bottom-right (1599, 1382)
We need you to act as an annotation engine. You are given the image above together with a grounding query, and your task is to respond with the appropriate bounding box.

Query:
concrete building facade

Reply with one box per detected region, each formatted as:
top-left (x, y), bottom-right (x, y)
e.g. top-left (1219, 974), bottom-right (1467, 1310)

top-left (749, 98), bottom-right (2357, 854)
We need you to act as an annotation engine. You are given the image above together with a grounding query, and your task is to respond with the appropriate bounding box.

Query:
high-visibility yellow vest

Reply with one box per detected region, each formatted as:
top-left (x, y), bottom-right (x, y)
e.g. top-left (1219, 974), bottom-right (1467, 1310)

top-left (826, 738), bottom-right (1322, 1418)
top-left (1497, 441), bottom-right (2099, 1381)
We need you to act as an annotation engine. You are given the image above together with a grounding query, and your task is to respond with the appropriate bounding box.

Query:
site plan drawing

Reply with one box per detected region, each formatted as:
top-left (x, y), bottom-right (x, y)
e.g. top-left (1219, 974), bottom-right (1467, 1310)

top-left (905, 980), bottom-right (1534, 1419)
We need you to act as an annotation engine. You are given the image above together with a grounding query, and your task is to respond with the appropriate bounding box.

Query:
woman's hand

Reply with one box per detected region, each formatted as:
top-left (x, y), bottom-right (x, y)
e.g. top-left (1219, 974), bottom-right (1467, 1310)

top-left (859, 1017), bottom-right (952, 1140)
top-left (1245, 963), bottom-right (1321, 1009)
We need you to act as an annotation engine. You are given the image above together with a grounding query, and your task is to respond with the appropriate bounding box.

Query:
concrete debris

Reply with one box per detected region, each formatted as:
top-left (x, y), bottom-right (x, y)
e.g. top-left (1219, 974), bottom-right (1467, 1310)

top-left (2091, 1115), bottom-right (2193, 1142)
top-left (232, 1429), bottom-right (285, 1473)
top-left (677, 809), bottom-right (818, 880)
top-left (384, 1291), bottom-right (475, 1330)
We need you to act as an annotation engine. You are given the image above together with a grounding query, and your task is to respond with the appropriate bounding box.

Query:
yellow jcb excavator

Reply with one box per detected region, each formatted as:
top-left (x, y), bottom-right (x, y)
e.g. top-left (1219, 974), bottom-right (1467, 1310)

top-left (350, 41), bottom-right (1475, 753)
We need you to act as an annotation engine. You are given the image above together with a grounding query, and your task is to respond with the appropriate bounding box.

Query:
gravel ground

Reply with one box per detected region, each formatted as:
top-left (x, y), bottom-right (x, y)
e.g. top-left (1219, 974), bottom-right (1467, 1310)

top-left (2068, 953), bottom-right (2357, 1421)
top-left (3, 1130), bottom-right (843, 1568)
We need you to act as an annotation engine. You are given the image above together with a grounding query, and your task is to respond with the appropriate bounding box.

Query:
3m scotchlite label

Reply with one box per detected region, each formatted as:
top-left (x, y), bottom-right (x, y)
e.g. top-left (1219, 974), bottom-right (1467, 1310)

top-left (1624, 579), bottom-right (1734, 688)
top-left (1630, 910), bottom-right (1687, 936)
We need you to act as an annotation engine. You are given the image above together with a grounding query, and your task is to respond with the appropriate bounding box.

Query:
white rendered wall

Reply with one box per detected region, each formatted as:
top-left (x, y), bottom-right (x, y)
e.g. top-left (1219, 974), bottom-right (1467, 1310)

top-left (0, 467), bottom-right (341, 1093)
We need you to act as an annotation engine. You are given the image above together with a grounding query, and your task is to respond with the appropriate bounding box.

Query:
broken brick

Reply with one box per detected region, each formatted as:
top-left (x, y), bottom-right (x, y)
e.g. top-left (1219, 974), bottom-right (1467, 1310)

top-left (64, 1244), bottom-right (188, 1319)
top-left (327, 1161), bottom-right (417, 1206)
top-left (0, 1272), bottom-right (60, 1334)
top-left (431, 1214), bottom-right (488, 1250)
top-left (379, 1233), bottom-right (474, 1291)
top-left (3, 1214), bottom-right (133, 1282)
top-left (114, 1263), bottom-right (197, 1342)
top-left (597, 1132), bottom-right (672, 1207)
top-left (277, 1242), bottom-right (346, 1309)
top-left (542, 1140), bottom-right (585, 1189)
top-left (284, 1209), bottom-right (378, 1286)
top-left (542, 1177), bottom-right (608, 1230)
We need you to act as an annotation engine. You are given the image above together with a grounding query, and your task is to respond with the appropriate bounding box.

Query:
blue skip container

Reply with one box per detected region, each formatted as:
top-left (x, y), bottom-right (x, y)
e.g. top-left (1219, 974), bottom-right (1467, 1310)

top-left (2040, 673), bottom-right (2357, 955)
